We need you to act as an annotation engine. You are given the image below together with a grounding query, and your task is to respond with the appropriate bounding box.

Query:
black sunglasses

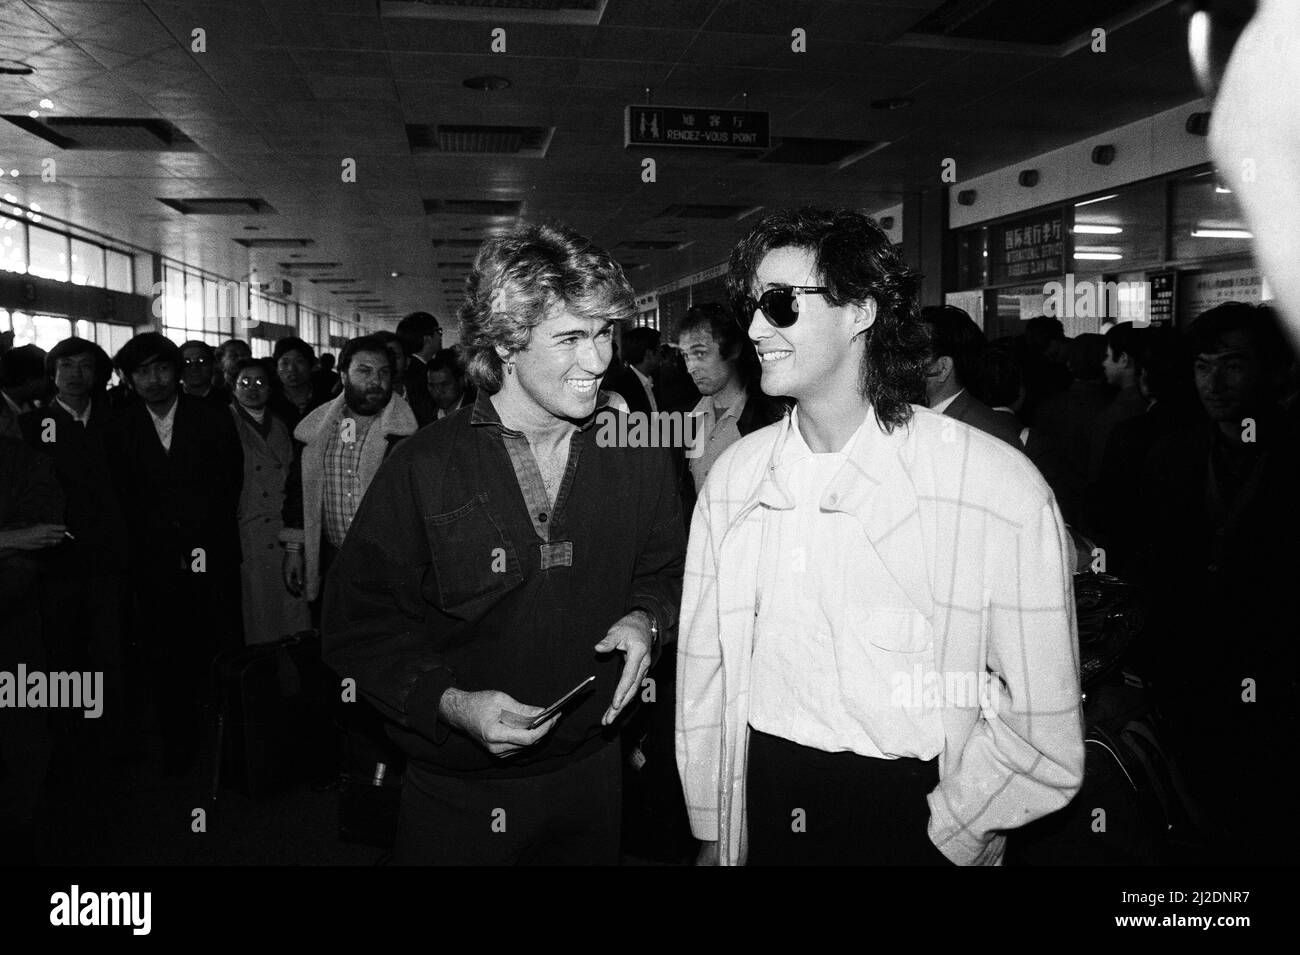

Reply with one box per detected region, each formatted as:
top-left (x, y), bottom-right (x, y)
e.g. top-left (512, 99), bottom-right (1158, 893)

top-left (1183, 0), bottom-right (1257, 99)
top-left (734, 286), bottom-right (830, 329)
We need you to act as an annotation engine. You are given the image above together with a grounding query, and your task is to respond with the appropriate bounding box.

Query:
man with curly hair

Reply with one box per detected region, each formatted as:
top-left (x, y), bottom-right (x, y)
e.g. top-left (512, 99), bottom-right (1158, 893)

top-left (322, 222), bottom-right (684, 865)
top-left (676, 208), bottom-right (1084, 866)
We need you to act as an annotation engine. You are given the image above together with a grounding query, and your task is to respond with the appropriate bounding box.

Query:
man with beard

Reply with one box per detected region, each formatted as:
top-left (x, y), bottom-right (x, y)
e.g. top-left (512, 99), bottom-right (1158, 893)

top-left (281, 335), bottom-right (418, 618)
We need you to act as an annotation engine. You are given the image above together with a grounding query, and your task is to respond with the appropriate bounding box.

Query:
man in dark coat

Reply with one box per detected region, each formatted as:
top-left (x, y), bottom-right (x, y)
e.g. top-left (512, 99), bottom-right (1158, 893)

top-left (105, 332), bottom-right (243, 774)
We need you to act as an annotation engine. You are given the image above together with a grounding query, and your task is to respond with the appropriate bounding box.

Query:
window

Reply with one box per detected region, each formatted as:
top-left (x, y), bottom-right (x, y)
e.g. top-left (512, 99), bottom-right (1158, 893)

top-left (106, 249), bottom-right (133, 292)
top-left (28, 225), bottom-right (69, 282)
top-left (8, 311), bottom-right (72, 351)
top-left (0, 217), bottom-right (25, 273)
top-left (1170, 168), bottom-right (1254, 262)
top-left (70, 238), bottom-right (105, 286)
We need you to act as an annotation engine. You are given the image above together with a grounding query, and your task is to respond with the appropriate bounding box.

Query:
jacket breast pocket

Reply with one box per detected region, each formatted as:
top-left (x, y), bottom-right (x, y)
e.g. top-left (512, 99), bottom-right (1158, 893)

top-left (424, 493), bottom-right (522, 618)
top-left (862, 608), bottom-right (934, 655)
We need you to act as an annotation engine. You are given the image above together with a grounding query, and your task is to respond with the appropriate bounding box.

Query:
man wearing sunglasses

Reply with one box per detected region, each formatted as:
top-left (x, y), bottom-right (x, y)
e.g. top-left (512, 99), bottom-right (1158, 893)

top-left (676, 208), bottom-right (1084, 865)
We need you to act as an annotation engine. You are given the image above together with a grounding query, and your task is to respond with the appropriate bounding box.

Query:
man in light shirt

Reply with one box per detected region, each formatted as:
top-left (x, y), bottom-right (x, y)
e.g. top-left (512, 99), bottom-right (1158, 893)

top-left (678, 302), bottom-right (787, 496)
top-left (677, 208), bottom-right (1084, 866)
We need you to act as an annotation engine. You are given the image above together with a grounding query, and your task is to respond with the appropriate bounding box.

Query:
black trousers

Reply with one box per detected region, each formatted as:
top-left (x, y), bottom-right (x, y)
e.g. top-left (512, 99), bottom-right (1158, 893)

top-left (746, 729), bottom-right (953, 866)
top-left (393, 741), bottom-right (622, 865)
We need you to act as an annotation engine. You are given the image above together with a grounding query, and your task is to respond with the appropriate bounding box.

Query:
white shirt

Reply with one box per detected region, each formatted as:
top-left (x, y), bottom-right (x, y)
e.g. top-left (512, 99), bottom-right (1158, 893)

top-left (748, 409), bottom-right (945, 760)
top-left (147, 397), bottom-right (179, 453)
top-left (55, 396), bottom-right (92, 426)
top-left (931, 388), bottom-right (964, 415)
top-left (631, 365), bottom-right (657, 414)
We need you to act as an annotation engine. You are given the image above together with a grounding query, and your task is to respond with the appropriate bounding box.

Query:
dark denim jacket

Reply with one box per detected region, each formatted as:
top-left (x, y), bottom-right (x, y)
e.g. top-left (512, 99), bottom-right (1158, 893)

top-left (321, 390), bottom-right (684, 776)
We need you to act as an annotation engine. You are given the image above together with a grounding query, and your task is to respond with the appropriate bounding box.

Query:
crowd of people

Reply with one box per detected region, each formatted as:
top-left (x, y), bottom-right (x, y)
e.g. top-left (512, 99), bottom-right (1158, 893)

top-left (1, 207), bottom-right (1297, 867)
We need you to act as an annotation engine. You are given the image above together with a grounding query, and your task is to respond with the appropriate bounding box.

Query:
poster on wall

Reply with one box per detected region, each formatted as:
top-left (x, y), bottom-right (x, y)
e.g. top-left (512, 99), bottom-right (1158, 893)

top-left (944, 289), bottom-right (984, 329)
top-left (1146, 270), bottom-right (1177, 326)
top-left (1182, 267), bottom-right (1270, 322)
top-left (988, 210), bottom-right (1066, 285)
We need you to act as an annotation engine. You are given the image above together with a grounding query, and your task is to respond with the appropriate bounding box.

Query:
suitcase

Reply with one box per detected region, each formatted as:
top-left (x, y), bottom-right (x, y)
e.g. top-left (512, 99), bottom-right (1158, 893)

top-left (209, 630), bottom-right (338, 800)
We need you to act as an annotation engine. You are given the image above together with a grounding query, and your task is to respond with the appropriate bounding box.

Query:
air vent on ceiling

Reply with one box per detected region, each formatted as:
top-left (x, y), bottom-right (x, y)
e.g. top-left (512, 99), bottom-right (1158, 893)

top-left (431, 239), bottom-right (490, 250)
top-left (407, 124), bottom-right (554, 157)
top-left (233, 237), bottom-right (315, 249)
top-left (423, 198), bottom-right (524, 216)
top-left (158, 197), bottom-right (276, 215)
top-left (1, 115), bottom-right (200, 151)
top-left (277, 261), bottom-right (341, 271)
top-left (758, 138), bottom-right (887, 167)
top-left (898, 0), bottom-right (1160, 54)
top-left (656, 203), bottom-right (757, 220)
top-left (381, 0), bottom-right (607, 25)
top-left (311, 278), bottom-right (359, 285)
top-left (617, 239), bottom-right (687, 252)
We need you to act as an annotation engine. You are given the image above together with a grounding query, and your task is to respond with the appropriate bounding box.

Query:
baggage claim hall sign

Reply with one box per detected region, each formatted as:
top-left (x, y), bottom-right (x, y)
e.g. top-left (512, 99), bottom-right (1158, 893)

top-left (625, 105), bottom-right (771, 150)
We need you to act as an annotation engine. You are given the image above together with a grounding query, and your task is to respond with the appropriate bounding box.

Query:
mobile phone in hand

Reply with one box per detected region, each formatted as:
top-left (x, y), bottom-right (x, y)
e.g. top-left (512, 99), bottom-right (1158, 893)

top-left (527, 675), bottom-right (596, 729)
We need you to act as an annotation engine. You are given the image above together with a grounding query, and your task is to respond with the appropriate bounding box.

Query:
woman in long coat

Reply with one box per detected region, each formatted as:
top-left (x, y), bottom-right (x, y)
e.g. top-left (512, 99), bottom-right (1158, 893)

top-left (229, 357), bottom-right (309, 644)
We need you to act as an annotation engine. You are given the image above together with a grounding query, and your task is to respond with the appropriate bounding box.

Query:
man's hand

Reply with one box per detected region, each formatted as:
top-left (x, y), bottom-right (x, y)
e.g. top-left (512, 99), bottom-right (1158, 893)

top-left (282, 550), bottom-right (304, 597)
top-left (439, 687), bottom-right (559, 757)
top-left (695, 840), bottom-right (720, 866)
top-left (594, 610), bottom-right (654, 726)
top-left (0, 522), bottom-right (67, 551)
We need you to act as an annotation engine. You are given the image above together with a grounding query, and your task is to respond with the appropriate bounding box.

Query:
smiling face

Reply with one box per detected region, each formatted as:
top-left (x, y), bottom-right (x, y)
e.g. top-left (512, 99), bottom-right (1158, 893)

top-left (746, 246), bottom-right (873, 403)
top-left (503, 306), bottom-right (613, 423)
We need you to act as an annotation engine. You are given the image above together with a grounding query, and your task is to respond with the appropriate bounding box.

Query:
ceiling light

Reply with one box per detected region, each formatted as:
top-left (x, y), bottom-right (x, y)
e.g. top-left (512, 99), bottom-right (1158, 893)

top-left (1075, 194), bottom-right (1118, 207)
top-left (9, 170), bottom-right (17, 177)
top-left (39, 98), bottom-right (54, 110)
top-left (463, 75), bottom-right (511, 91)
top-left (1215, 185), bottom-right (1232, 194)
top-left (29, 202), bottom-right (40, 211)
top-left (1191, 229), bottom-right (1252, 239)
top-left (390, 271), bottom-right (399, 277)
top-left (1074, 251), bottom-right (1122, 260)
top-left (27, 110), bottom-right (39, 119)
top-left (1072, 225), bottom-right (1123, 235)
top-left (2, 193), bottom-right (15, 203)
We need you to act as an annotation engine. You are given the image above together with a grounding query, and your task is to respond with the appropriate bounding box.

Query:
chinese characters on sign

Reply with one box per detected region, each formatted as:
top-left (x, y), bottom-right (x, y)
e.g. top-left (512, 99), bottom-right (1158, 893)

top-left (625, 106), bottom-right (771, 150)
top-left (989, 211), bottom-right (1066, 284)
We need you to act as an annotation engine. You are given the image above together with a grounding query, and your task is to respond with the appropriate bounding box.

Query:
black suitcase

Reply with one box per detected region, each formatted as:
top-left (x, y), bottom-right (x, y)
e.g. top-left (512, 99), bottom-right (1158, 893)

top-left (209, 630), bottom-right (338, 800)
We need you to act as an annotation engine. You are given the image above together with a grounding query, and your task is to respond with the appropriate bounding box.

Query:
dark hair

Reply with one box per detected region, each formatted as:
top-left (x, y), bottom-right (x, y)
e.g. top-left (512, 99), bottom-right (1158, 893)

top-left (0, 343), bottom-right (47, 388)
top-left (1140, 326), bottom-right (1197, 409)
top-left (1190, 302), bottom-right (1291, 377)
top-left (396, 312), bottom-right (442, 355)
top-left (231, 356), bottom-right (275, 381)
top-left (1025, 316), bottom-right (1066, 353)
top-left (1066, 333), bottom-right (1107, 380)
top-left (114, 332), bottom-right (179, 379)
top-left (338, 334), bottom-right (394, 375)
top-left (976, 343), bottom-right (1023, 408)
top-left (726, 207), bottom-right (927, 431)
top-left (45, 336), bottom-right (112, 385)
top-left (426, 347), bottom-right (464, 379)
top-left (621, 327), bottom-right (661, 366)
top-left (272, 336), bottom-right (315, 366)
top-left (319, 352), bottom-right (335, 371)
top-left (679, 301), bottom-right (757, 386)
top-left (371, 329), bottom-right (408, 361)
top-left (180, 339), bottom-right (215, 362)
top-left (1103, 322), bottom-right (1145, 372)
top-left (920, 305), bottom-right (986, 390)
top-left (459, 221), bottom-right (636, 393)
top-left (216, 339), bottom-right (251, 362)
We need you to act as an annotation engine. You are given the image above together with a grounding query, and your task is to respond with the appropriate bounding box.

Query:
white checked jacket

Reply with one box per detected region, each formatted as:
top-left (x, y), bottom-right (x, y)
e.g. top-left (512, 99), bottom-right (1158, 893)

top-left (675, 405), bottom-right (1085, 866)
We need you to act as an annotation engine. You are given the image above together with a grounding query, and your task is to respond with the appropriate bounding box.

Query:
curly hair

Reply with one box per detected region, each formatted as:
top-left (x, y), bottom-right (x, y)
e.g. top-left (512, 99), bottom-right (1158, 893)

top-left (727, 208), bottom-right (928, 431)
top-left (458, 222), bottom-right (636, 393)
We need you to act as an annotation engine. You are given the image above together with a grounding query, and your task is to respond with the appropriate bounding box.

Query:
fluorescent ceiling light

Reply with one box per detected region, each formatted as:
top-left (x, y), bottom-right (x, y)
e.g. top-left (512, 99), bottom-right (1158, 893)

top-left (1074, 251), bottom-right (1122, 260)
top-left (1075, 194), bottom-right (1118, 207)
top-left (1072, 225), bottom-right (1123, 235)
top-left (1191, 229), bottom-right (1253, 239)
top-left (1215, 185), bottom-right (1232, 194)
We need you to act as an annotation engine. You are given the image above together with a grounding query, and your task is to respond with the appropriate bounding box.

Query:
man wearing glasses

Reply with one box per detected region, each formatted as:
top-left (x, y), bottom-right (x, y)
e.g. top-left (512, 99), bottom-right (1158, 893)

top-left (676, 209), bottom-right (1084, 865)
top-left (179, 340), bottom-right (228, 407)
